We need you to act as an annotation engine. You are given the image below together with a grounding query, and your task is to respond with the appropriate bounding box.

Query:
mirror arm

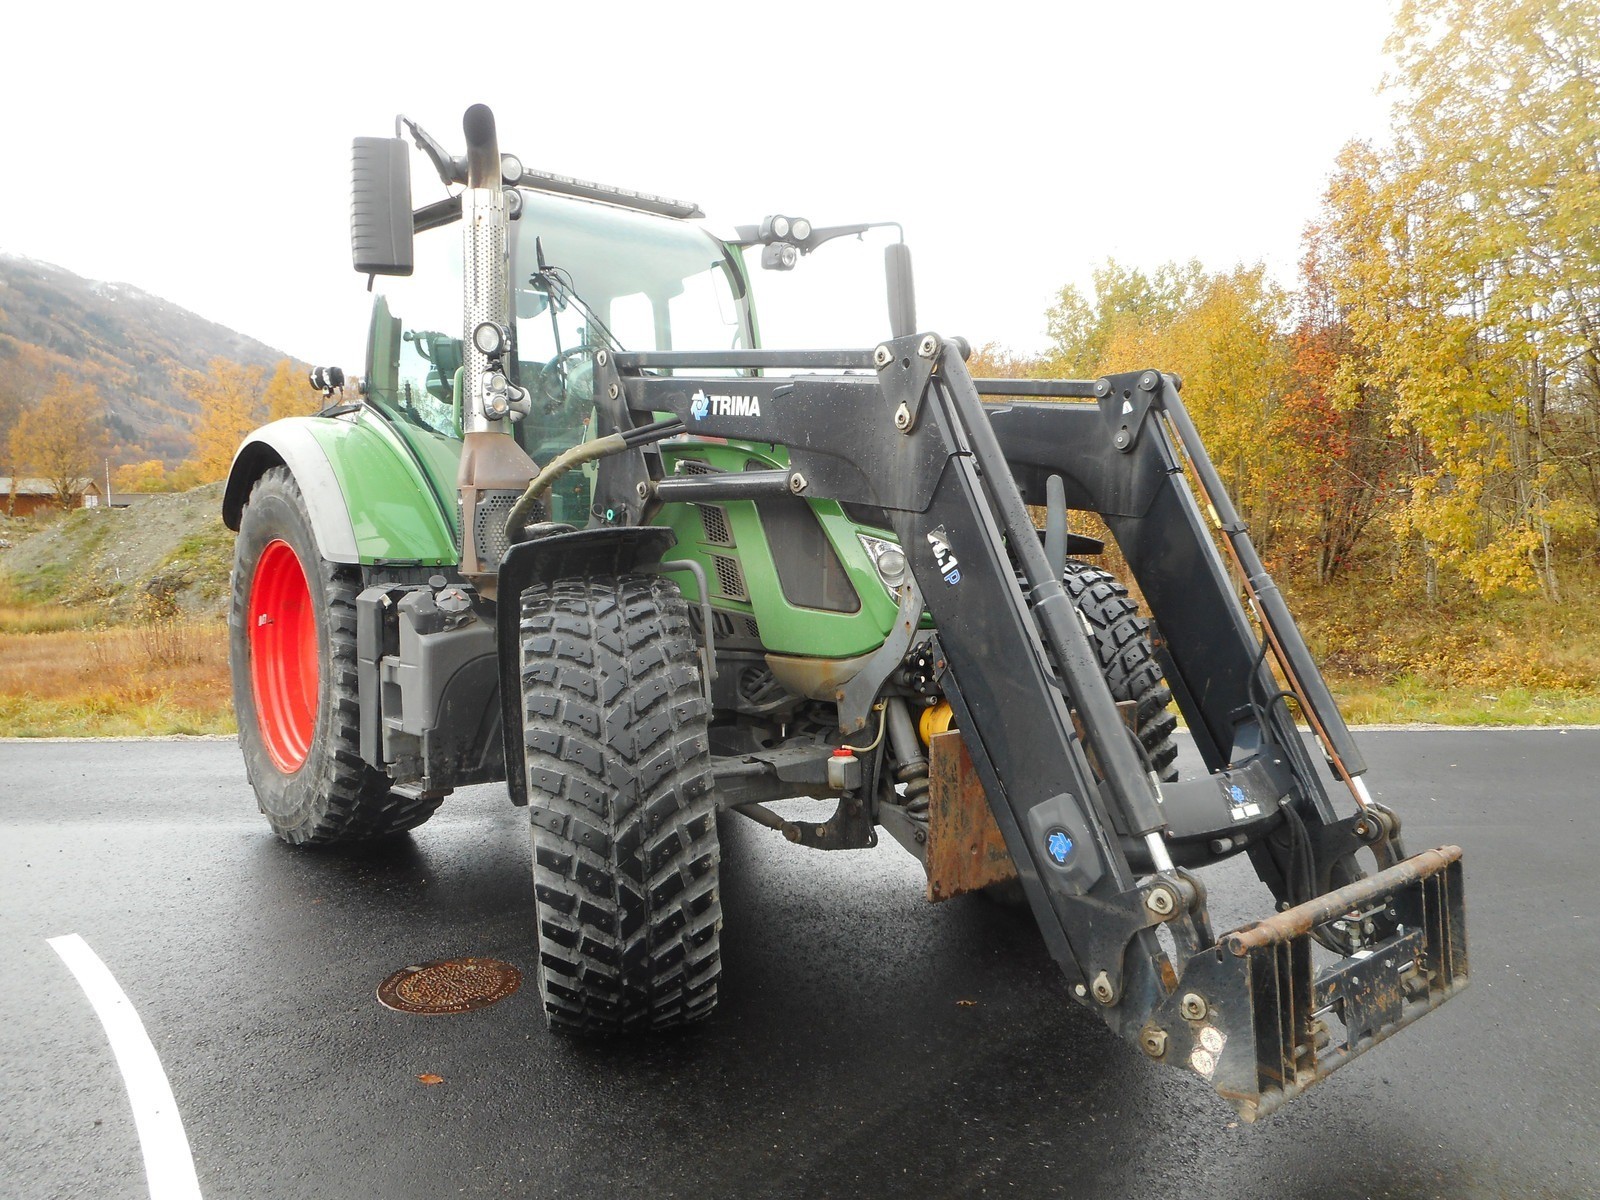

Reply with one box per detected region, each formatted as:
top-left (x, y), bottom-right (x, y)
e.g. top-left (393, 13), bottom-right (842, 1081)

top-left (728, 220), bottom-right (904, 252)
top-left (414, 195), bottom-right (463, 234)
top-left (397, 114), bottom-right (466, 186)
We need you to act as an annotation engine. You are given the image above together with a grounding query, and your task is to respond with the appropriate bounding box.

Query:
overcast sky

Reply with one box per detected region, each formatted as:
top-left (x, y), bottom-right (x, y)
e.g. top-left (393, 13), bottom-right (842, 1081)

top-left (0, 1), bottom-right (1397, 368)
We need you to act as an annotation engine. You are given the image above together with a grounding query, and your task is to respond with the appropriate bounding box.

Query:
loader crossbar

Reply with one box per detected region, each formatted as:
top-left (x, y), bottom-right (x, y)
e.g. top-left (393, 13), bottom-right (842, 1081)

top-left (578, 337), bottom-right (1469, 1115)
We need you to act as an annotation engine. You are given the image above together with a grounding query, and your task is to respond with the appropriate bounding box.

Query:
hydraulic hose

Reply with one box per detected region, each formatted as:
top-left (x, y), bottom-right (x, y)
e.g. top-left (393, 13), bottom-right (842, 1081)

top-left (502, 417), bottom-right (686, 543)
top-left (503, 434), bottom-right (626, 543)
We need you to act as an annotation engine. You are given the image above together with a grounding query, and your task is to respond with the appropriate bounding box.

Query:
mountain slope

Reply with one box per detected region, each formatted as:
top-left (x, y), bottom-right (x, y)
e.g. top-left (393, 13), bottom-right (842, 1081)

top-left (0, 253), bottom-right (292, 461)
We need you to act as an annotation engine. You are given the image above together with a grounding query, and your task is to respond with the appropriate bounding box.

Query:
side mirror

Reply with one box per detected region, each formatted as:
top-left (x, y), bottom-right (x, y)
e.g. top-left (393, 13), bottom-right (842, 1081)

top-left (351, 137), bottom-right (413, 276)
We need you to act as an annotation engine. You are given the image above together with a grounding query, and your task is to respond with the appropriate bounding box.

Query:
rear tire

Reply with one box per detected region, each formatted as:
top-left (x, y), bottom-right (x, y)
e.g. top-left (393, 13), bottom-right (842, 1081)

top-left (229, 467), bottom-right (442, 844)
top-left (520, 575), bottom-right (721, 1032)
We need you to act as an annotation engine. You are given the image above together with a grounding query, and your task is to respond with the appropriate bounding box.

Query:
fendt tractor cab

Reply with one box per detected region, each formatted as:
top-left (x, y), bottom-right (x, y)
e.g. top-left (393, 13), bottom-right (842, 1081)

top-left (223, 105), bottom-right (1467, 1119)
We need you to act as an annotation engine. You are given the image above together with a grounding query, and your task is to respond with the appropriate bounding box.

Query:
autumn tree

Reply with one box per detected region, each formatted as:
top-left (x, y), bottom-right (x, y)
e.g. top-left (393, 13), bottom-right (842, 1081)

top-left (1044, 261), bottom-right (1205, 378)
top-left (1315, 0), bottom-right (1600, 599)
top-left (1280, 227), bottom-right (1407, 584)
top-left (966, 342), bottom-right (1046, 381)
top-left (113, 459), bottom-right (171, 493)
top-left (0, 348), bottom-right (48, 515)
top-left (7, 374), bottom-right (108, 508)
top-left (185, 359), bottom-right (268, 483)
top-left (1043, 260), bottom-right (1300, 557)
top-left (263, 358), bottom-right (315, 423)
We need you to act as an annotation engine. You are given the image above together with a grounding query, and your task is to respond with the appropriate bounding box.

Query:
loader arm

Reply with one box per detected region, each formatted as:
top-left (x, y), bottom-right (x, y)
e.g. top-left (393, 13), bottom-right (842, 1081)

top-left (571, 336), bottom-right (1469, 1120)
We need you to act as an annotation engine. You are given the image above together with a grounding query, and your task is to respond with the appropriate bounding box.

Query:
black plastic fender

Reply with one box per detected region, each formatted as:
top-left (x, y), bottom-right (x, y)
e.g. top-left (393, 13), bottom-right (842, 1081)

top-left (496, 526), bottom-right (679, 804)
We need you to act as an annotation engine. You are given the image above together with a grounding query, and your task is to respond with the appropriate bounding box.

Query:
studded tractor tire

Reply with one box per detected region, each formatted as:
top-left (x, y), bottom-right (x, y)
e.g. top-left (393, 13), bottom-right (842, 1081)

top-left (519, 574), bottom-right (721, 1032)
top-left (229, 466), bottom-right (442, 844)
top-left (1063, 558), bottom-right (1180, 781)
top-left (983, 559), bottom-right (1179, 909)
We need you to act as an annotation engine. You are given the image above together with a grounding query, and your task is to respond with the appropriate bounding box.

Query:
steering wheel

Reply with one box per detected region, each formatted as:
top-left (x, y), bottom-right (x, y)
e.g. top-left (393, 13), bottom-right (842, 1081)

top-left (535, 345), bottom-right (596, 409)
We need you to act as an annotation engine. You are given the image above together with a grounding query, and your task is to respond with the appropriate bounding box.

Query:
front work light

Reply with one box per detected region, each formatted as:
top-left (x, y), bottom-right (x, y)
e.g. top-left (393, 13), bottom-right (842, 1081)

top-left (473, 321), bottom-right (509, 357)
top-left (762, 243), bottom-right (799, 270)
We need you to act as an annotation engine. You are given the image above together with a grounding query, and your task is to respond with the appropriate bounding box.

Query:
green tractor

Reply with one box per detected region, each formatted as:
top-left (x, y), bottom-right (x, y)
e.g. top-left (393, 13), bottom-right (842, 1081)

top-left (224, 105), bottom-right (1467, 1118)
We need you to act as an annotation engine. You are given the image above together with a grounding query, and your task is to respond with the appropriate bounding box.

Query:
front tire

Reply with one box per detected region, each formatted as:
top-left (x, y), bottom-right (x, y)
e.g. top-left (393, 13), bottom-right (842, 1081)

top-left (981, 560), bottom-right (1178, 907)
top-left (229, 466), bottom-right (442, 844)
top-left (519, 575), bottom-right (721, 1032)
top-left (1063, 559), bottom-right (1180, 781)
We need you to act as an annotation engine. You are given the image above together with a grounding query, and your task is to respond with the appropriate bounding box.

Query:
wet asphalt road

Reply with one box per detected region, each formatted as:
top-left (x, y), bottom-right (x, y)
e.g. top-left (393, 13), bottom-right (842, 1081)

top-left (1, 730), bottom-right (1597, 1200)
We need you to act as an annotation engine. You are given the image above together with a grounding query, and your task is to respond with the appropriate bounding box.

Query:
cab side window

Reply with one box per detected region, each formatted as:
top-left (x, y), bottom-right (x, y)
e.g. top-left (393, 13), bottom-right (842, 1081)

top-left (368, 230), bottom-right (464, 439)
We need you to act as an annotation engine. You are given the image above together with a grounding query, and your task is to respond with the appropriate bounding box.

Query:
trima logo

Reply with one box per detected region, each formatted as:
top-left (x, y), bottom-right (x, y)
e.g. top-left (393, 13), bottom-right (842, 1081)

top-left (688, 389), bottom-right (762, 420)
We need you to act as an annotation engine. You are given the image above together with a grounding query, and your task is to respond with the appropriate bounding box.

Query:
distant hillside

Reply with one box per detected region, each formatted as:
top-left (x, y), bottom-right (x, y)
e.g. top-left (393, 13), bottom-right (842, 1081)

top-left (0, 483), bottom-right (231, 615)
top-left (0, 254), bottom-right (292, 462)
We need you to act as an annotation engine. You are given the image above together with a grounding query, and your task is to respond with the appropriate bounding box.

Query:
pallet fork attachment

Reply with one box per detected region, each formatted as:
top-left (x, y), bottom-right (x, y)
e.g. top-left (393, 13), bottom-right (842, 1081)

top-left (580, 334), bottom-right (1469, 1117)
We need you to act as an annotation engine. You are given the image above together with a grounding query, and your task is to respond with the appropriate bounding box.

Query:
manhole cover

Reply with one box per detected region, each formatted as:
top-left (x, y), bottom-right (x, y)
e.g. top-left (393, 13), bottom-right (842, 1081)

top-left (377, 957), bottom-right (522, 1014)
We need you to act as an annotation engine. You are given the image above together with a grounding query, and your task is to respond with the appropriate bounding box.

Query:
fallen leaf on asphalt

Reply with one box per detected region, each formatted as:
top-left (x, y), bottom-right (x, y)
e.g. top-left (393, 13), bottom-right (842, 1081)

top-left (417, 1074), bottom-right (444, 1085)
top-left (956, 999), bottom-right (977, 1007)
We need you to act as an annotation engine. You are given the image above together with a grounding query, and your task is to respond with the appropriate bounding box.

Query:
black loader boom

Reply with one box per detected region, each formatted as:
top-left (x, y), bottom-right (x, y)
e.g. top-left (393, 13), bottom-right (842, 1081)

top-left (550, 340), bottom-right (1468, 1122)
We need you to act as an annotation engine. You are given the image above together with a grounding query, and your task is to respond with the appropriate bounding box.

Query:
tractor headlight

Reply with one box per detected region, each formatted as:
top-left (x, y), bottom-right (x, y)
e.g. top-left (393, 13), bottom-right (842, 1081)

top-left (791, 218), bottom-right (811, 241)
top-left (473, 321), bottom-right (509, 357)
top-left (771, 215), bottom-right (791, 239)
top-left (858, 533), bottom-right (908, 592)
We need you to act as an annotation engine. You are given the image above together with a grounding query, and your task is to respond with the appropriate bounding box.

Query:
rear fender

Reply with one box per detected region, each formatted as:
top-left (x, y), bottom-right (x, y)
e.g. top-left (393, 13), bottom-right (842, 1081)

top-left (222, 414), bottom-right (458, 566)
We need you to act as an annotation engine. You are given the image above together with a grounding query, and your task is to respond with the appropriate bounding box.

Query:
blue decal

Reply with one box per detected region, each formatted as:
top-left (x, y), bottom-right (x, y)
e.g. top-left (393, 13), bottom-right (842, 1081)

top-left (944, 568), bottom-right (961, 586)
top-left (1046, 829), bottom-right (1073, 865)
top-left (1228, 784), bottom-right (1247, 807)
top-left (690, 391), bottom-right (710, 421)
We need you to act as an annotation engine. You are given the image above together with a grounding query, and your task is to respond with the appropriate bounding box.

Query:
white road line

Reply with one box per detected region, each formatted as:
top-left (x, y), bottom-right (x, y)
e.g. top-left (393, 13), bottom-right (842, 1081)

top-left (47, 934), bottom-right (203, 1200)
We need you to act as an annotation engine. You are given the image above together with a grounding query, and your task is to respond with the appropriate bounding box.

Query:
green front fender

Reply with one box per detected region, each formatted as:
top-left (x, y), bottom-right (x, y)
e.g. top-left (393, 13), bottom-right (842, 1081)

top-left (222, 412), bottom-right (460, 566)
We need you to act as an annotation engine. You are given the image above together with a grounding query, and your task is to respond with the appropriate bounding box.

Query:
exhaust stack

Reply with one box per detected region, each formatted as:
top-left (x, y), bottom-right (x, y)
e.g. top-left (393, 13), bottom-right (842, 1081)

top-left (456, 103), bottom-right (537, 592)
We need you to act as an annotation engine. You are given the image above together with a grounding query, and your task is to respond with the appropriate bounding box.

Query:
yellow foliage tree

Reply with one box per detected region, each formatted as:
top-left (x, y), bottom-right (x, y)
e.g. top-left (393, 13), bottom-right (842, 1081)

top-left (966, 342), bottom-right (1045, 381)
top-left (8, 375), bottom-right (108, 508)
top-left (263, 359), bottom-right (315, 423)
top-left (0, 347), bottom-right (50, 514)
top-left (1313, 0), bottom-right (1600, 599)
top-left (184, 359), bottom-right (267, 483)
top-left (1044, 261), bottom-right (1204, 379)
top-left (113, 459), bottom-right (170, 493)
top-left (1049, 261), bottom-right (1296, 555)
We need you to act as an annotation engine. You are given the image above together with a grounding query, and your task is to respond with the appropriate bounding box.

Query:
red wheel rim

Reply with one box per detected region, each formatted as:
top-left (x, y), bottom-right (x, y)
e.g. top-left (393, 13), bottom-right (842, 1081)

top-left (248, 539), bottom-right (318, 773)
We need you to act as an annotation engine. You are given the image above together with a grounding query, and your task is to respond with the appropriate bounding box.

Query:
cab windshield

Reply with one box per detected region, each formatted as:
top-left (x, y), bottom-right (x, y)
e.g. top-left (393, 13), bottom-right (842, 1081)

top-left (365, 190), bottom-right (751, 524)
top-left (512, 190), bottom-right (750, 366)
top-left (368, 193), bottom-right (748, 433)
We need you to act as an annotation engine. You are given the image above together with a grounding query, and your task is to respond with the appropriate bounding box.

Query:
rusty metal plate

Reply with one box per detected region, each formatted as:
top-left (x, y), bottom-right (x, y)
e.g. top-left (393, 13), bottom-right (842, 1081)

top-left (923, 703), bottom-right (1138, 903)
top-left (377, 957), bottom-right (522, 1014)
top-left (925, 730), bottom-right (1018, 902)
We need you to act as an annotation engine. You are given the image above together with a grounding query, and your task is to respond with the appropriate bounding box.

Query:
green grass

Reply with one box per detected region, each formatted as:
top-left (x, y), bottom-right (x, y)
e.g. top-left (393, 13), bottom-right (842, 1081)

top-left (0, 693), bottom-right (236, 738)
top-left (155, 526), bottom-right (236, 601)
top-left (6, 560), bottom-right (74, 604)
top-left (1328, 678), bottom-right (1600, 726)
top-left (0, 603), bottom-right (100, 634)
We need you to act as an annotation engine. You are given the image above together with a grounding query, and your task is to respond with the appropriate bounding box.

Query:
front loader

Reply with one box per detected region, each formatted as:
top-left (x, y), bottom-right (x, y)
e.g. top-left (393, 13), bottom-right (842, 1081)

top-left (223, 105), bottom-right (1467, 1120)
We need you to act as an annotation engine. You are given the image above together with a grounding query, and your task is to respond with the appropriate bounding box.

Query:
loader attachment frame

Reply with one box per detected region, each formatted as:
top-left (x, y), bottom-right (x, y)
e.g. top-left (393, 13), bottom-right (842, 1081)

top-left (557, 335), bottom-right (1468, 1117)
